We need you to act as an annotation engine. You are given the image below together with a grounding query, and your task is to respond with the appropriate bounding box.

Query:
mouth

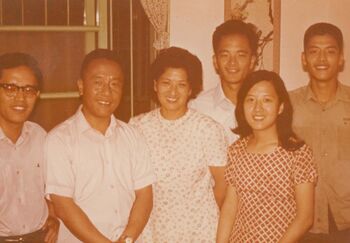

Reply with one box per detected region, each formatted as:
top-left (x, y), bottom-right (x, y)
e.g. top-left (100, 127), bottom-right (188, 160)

top-left (252, 115), bottom-right (264, 121)
top-left (315, 65), bottom-right (329, 70)
top-left (12, 105), bottom-right (26, 111)
top-left (166, 97), bottom-right (177, 103)
top-left (226, 68), bottom-right (239, 74)
top-left (97, 100), bottom-right (111, 105)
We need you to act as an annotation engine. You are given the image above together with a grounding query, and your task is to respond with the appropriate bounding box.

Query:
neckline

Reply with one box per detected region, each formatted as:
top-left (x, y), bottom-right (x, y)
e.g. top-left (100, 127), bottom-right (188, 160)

top-left (242, 136), bottom-right (280, 156)
top-left (157, 108), bottom-right (192, 125)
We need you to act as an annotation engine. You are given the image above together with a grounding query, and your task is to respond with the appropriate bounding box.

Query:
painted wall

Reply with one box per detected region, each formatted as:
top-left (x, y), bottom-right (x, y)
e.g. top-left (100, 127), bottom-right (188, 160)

top-left (280, 0), bottom-right (350, 90)
top-left (169, 0), bottom-right (350, 91)
top-left (169, 0), bottom-right (224, 90)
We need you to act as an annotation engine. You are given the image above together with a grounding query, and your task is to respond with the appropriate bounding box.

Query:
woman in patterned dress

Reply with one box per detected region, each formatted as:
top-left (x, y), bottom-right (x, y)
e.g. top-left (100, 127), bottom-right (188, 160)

top-left (129, 47), bottom-right (228, 243)
top-left (216, 70), bottom-right (317, 243)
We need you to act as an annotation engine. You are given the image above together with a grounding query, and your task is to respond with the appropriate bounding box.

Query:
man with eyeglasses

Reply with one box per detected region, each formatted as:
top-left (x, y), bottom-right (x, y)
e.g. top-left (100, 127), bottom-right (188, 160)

top-left (0, 53), bottom-right (59, 242)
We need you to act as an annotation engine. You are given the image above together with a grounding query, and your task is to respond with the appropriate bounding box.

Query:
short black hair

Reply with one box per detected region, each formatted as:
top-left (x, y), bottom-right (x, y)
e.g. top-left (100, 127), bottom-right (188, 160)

top-left (0, 52), bottom-right (43, 87)
top-left (150, 46), bottom-right (203, 101)
top-left (234, 70), bottom-right (304, 151)
top-left (304, 22), bottom-right (343, 51)
top-left (212, 19), bottom-right (259, 56)
top-left (80, 48), bottom-right (124, 79)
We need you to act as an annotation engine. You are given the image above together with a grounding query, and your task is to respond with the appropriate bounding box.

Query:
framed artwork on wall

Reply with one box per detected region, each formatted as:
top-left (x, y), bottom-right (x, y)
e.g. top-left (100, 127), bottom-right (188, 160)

top-left (224, 0), bottom-right (281, 73)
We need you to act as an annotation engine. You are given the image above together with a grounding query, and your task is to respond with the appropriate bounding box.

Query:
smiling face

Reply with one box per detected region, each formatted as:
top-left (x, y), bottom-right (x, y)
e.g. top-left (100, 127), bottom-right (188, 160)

top-left (78, 58), bottom-right (124, 128)
top-left (154, 67), bottom-right (192, 120)
top-left (213, 34), bottom-right (256, 88)
top-left (0, 65), bottom-right (39, 128)
top-left (243, 80), bottom-right (283, 135)
top-left (302, 34), bottom-right (344, 84)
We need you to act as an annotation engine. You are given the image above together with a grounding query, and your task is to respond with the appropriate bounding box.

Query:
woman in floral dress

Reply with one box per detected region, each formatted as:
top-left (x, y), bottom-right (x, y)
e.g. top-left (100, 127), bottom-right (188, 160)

top-left (129, 47), bottom-right (228, 243)
top-left (217, 70), bottom-right (317, 243)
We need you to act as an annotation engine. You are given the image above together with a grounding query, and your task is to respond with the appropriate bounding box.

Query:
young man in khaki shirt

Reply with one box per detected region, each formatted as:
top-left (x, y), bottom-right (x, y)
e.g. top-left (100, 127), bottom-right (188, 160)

top-left (290, 22), bottom-right (350, 243)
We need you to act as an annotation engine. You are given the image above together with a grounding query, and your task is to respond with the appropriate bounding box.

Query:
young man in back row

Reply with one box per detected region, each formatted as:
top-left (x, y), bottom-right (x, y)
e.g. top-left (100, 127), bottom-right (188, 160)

top-left (290, 22), bottom-right (350, 243)
top-left (190, 19), bottom-right (259, 145)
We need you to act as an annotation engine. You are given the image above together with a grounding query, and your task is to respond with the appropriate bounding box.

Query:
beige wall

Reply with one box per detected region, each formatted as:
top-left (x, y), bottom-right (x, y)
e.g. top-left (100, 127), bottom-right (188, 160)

top-left (169, 0), bottom-right (224, 90)
top-left (169, 0), bottom-right (350, 91)
top-left (280, 0), bottom-right (350, 90)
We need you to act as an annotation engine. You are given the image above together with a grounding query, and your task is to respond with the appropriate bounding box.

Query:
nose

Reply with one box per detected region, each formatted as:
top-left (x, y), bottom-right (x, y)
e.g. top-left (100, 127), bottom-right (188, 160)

top-left (318, 50), bottom-right (327, 62)
top-left (14, 88), bottom-right (25, 100)
top-left (229, 55), bottom-right (237, 65)
top-left (169, 84), bottom-right (178, 95)
top-left (100, 81), bottom-right (112, 95)
top-left (253, 100), bottom-right (263, 111)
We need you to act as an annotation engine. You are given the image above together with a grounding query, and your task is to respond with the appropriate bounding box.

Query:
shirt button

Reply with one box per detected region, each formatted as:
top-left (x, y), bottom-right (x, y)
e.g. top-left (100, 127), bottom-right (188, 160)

top-left (323, 152), bottom-right (328, 157)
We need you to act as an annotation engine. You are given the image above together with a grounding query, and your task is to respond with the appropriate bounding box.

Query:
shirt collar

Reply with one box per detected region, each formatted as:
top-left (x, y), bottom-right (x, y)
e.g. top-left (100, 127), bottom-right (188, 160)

top-left (305, 82), bottom-right (350, 103)
top-left (213, 84), bottom-right (232, 107)
top-left (76, 105), bottom-right (117, 136)
top-left (0, 122), bottom-right (31, 145)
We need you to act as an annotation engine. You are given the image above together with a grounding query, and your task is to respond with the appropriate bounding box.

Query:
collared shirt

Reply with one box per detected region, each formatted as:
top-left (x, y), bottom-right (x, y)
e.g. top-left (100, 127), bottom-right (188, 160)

top-left (0, 122), bottom-right (48, 236)
top-left (189, 84), bottom-right (239, 144)
top-left (45, 107), bottom-right (155, 242)
top-left (290, 83), bottom-right (350, 233)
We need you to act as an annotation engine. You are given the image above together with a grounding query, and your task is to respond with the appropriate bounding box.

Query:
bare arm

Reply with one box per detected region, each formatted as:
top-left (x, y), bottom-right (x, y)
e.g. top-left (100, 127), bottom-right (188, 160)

top-left (117, 185), bottom-right (153, 242)
top-left (50, 194), bottom-right (111, 243)
top-left (216, 185), bottom-right (238, 243)
top-left (209, 166), bottom-right (227, 208)
top-left (278, 182), bottom-right (315, 243)
top-left (43, 199), bottom-right (60, 243)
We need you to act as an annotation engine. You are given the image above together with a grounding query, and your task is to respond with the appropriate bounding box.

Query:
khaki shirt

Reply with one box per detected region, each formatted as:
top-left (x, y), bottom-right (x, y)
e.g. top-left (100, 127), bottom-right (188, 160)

top-left (289, 83), bottom-right (350, 233)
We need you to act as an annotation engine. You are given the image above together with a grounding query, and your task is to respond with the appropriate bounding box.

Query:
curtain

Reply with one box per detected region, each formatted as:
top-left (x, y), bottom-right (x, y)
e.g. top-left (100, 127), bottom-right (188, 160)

top-left (140, 0), bottom-right (170, 50)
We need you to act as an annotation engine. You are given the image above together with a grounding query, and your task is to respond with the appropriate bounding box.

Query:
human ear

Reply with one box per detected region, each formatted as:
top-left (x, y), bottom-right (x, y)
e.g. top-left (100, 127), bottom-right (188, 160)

top-left (77, 79), bottom-right (84, 96)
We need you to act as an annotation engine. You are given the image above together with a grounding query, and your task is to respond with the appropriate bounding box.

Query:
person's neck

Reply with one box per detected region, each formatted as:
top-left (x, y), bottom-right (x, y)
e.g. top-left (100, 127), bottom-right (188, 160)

top-left (221, 82), bottom-right (241, 105)
top-left (0, 120), bottom-right (23, 144)
top-left (310, 78), bottom-right (338, 103)
top-left (81, 109), bottom-right (111, 135)
top-left (247, 129), bottom-right (279, 154)
top-left (160, 107), bottom-right (188, 120)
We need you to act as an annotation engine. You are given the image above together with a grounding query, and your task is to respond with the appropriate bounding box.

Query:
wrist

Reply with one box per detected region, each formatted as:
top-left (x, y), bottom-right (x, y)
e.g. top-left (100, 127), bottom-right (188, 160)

top-left (119, 235), bottom-right (134, 243)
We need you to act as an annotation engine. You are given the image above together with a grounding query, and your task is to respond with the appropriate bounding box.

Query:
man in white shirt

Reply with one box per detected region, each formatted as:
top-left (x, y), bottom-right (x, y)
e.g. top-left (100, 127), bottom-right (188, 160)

top-left (190, 20), bottom-right (258, 144)
top-left (0, 52), bottom-right (59, 242)
top-left (46, 49), bottom-right (155, 243)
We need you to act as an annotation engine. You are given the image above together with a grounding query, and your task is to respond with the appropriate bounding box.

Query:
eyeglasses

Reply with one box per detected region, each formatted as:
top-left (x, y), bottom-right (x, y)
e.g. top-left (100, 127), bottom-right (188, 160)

top-left (0, 83), bottom-right (39, 97)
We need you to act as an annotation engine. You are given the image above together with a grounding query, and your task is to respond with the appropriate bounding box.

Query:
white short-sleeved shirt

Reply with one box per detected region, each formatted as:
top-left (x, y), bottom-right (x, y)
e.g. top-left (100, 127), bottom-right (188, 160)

top-left (189, 84), bottom-right (238, 144)
top-left (0, 122), bottom-right (48, 236)
top-left (129, 108), bottom-right (227, 242)
top-left (45, 107), bottom-right (155, 242)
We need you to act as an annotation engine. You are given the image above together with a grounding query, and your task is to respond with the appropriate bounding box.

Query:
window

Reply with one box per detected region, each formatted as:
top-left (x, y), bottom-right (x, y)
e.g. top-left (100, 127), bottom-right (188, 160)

top-left (0, 0), bottom-right (153, 130)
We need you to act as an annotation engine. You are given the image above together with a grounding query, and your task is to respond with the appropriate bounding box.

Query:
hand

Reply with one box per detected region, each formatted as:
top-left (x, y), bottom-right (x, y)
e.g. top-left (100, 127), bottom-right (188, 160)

top-left (42, 215), bottom-right (60, 243)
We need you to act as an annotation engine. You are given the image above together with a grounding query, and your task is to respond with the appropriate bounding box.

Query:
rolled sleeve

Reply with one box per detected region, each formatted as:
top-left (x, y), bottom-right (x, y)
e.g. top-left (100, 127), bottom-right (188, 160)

top-left (132, 129), bottom-right (156, 190)
top-left (45, 133), bottom-right (75, 198)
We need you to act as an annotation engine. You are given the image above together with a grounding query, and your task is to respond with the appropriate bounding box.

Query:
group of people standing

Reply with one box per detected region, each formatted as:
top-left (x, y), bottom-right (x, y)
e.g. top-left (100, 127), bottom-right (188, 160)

top-left (0, 18), bottom-right (349, 243)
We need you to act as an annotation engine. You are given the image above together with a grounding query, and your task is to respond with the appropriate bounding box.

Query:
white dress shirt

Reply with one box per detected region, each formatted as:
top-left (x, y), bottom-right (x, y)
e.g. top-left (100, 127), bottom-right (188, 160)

top-left (0, 122), bottom-right (48, 236)
top-left (45, 107), bottom-right (155, 242)
top-left (189, 84), bottom-right (239, 145)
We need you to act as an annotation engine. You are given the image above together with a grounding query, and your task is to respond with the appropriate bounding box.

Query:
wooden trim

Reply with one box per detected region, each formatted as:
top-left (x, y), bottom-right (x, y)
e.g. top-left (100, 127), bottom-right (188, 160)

top-left (40, 92), bottom-right (80, 99)
top-left (0, 25), bottom-right (100, 32)
top-left (273, 0), bottom-right (281, 73)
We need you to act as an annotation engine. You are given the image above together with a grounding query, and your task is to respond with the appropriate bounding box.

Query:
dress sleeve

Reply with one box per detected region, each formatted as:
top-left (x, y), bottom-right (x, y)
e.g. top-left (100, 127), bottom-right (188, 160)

top-left (202, 119), bottom-right (228, 167)
top-left (45, 133), bottom-right (75, 197)
top-left (293, 144), bottom-right (318, 185)
top-left (224, 143), bottom-right (237, 187)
